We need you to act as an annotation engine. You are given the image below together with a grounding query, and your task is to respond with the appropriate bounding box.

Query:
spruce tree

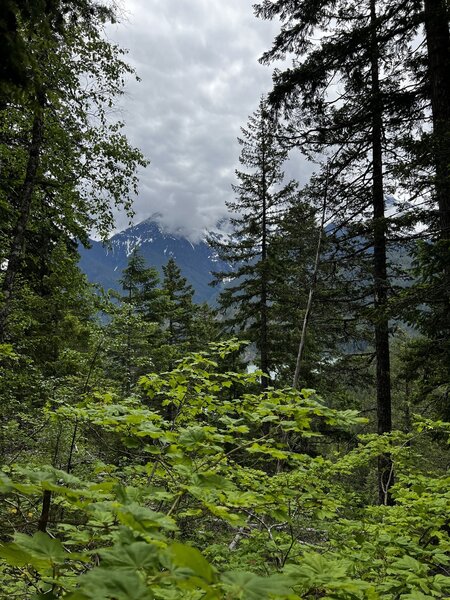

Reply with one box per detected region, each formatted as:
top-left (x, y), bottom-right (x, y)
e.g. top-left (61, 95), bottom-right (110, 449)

top-left (254, 0), bottom-right (428, 502)
top-left (210, 98), bottom-right (298, 388)
top-left (405, 0), bottom-right (450, 411)
top-left (268, 188), bottom-right (325, 387)
top-left (162, 257), bottom-right (195, 347)
top-left (105, 249), bottom-right (163, 395)
top-left (160, 257), bottom-right (219, 369)
top-left (120, 249), bottom-right (162, 322)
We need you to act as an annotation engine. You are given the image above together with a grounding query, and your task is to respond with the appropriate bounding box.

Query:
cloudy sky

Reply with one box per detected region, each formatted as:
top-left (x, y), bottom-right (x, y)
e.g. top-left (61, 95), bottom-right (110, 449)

top-left (108, 0), bottom-right (309, 240)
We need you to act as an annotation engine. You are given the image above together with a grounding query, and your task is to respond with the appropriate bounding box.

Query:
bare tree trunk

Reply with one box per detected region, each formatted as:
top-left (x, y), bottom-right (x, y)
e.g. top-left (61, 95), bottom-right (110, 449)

top-left (126, 286), bottom-right (132, 396)
top-left (292, 167), bottom-right (329, 389)
top-left (260, 117), bottom-right (269, 391)
top-left (424, 0), bottom-right (450, 342)
top-left (37, 490), bottom-right (52, 532)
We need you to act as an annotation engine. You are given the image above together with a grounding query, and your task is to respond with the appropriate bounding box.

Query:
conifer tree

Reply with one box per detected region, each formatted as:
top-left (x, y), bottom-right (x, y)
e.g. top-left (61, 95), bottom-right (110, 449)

top-left (254, 0), bottom-right (427, 502)
top-left (0, 240), bottom-right (99, 462)
top-left (121, 250), bottom-right (162, 322)
top-left (405, 0), bottom-right (450, 410)
top-left (162, 257), bottom-right (195, 347)
top-left (104, 249), bottom-right (163, 395)
top-left (210, 98), bottom-right (298, 389)
top-left (160, 258), bottom-right (219, 370)
top-left (267, 189), bottom-right (323, 386)
top-left (0, 1), bottom-right (147, 340)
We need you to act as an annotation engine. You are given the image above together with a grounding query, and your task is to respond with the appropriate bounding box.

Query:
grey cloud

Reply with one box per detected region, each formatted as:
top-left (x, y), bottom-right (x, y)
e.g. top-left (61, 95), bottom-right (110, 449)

top-left (108, 0), bottom-right (311, 241)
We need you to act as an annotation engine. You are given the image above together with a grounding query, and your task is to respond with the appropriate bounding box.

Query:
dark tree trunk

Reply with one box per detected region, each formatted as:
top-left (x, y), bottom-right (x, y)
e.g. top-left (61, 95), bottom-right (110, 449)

top-left (424, 0), bottom-right (450, 239)
top-left (370, 0), bottom-right (394, 505)
top-left (37, 490), bottom-right (52, 532)
top-left (424, 0), bottom-right (450, 343)
top-left (0, 97), bottom-right (44, 340)
top-left (125, 287), bottom-right (132, 396)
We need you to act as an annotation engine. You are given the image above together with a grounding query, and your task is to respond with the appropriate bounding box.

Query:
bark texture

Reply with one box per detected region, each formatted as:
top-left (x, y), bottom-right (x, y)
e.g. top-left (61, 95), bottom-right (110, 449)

top-left (424, 0), bottom-right (450, 239)
top-left (370, 0), bottom-right (394, 505)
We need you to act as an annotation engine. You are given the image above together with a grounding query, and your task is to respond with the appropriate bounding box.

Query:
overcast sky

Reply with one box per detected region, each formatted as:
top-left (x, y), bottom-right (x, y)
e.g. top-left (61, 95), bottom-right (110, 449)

top-left (108, 0), bottom-right (310, 240)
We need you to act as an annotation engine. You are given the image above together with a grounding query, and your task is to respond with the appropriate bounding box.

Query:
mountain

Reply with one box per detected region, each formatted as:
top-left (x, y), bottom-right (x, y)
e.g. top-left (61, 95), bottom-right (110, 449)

top-left (78, 218), bottom-right (230, 304)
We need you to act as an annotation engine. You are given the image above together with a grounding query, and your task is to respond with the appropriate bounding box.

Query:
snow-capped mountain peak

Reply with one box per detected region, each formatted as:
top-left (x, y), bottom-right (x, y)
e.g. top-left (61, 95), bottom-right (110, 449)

top-left (79, 218), bottom-right (230, 304)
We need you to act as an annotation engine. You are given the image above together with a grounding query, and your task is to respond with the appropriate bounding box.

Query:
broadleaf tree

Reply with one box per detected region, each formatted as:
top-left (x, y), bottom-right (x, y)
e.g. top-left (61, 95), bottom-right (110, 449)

top-left (0, 0), bottom-right (148, 339)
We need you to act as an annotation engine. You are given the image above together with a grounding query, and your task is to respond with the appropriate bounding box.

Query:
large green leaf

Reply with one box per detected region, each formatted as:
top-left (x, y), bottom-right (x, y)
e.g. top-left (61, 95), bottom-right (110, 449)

top-left (190, 473), bottom-right (236, 491)
top-left (167, 542), bottom-right (216, 584)
top-left (178, 426), bottom-right (208, 449)
top-left (221, 571), bottom-right (292, 599)
top-left (0, 532), bottom-right (69, 571)
top-left (0, 542), bottom-right (37, 568)
top-left (99, 542), bottom-right (159, 573)
top-left (117, 503), bottom-right (178, 533)
top-left (68, 568), bottom-right (154, 600)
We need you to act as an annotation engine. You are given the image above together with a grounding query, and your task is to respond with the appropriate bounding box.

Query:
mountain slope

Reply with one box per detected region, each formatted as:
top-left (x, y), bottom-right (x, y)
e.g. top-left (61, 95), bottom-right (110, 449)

top-left (78, 218), bottom-right (229, 304)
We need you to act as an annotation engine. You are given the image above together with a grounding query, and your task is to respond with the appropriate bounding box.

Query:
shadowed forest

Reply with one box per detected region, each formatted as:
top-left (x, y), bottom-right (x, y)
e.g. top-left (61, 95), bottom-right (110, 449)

top-left (0, 0), bottom-right (449, 598)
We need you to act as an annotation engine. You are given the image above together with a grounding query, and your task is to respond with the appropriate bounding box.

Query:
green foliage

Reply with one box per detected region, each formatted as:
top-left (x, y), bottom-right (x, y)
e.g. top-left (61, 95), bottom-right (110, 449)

top-left (0, 342), bottom-right (449, 599)
top-left (102, 253), bottom-right (220, 394)
top-left (1, 0), bottom-right (448, 598)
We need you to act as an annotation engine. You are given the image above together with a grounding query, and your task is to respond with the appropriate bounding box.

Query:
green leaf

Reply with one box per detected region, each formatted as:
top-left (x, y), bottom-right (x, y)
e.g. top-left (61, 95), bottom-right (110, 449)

top-left (69, 568), bottom-right (154, 600)
top-left (0, 472), bottom-right (13, 493)
top-left (0, 532), bottom-right (68, 572)
top-left (221, 571), bottom-right (292, 599)
top-left (168, 542), bottom-right (216, 584)
top-left (191, 473), bottom-right (236, 490)
top-left (400, 592), bottom-right (435, 599)
top-left (117, 503), bottom-right (178, 533)
top-left (178, 426), bottom-right (207, 449)
top-left (99, 542), bottom-right (159, 573)
top-left (0, 542), bottom-right (35, 568)
top-left (390, 555), bottom-right (425, 574)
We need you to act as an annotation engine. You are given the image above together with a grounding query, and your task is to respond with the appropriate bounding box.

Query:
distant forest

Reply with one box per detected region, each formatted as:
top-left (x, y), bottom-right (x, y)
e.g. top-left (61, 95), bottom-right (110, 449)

top-left (0, 1), bottom-right (449, 598)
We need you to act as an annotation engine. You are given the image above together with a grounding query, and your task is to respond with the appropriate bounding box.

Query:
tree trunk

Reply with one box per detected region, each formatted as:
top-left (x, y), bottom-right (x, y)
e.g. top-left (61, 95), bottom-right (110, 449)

top-left (0, 96), bottom-right (44, 340)
top-left (37, 490), bottom-right (52, 532)
top-left (126, 287), bottom-right (132, 396)
top-left (424, 0), bottom-right (450, 239)
top-left (424, 0), bottom-right (450, 344)
top-left (370, 0), bottom-right (394, 505)
top-left (292, 167), bottom-right (329, 389)
top-left (260, 117), bottom-right (269, 391)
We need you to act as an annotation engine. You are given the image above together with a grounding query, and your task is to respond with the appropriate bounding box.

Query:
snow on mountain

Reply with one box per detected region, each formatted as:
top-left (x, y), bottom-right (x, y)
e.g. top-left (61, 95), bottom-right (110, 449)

top-left (78, 218), bottom-right (231, 304)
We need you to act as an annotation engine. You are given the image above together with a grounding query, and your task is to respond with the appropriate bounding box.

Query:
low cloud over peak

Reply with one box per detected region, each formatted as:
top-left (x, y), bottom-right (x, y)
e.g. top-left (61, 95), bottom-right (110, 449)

top-left (107, 0), bottom-right (286, 238)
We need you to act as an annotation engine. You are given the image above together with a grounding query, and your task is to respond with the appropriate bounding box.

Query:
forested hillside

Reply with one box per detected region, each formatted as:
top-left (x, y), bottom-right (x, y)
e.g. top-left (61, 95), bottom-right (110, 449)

top-left (0, 0), bottom-right (449, 598)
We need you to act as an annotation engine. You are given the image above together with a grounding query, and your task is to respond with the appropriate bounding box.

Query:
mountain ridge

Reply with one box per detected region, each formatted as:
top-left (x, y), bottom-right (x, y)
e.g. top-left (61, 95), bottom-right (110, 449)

top-left (78, 218), bottom-right (229, 304)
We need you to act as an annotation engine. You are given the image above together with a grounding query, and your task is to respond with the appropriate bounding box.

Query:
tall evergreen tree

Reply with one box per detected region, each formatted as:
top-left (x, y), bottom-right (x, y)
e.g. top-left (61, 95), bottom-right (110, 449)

top-left (266, 186), bottom-right (326, 387)
top-left (121, 250), bottom-right (162, 321)
top-left (254, 0), bottom-right (429, 501)
top-left (210, 98), bottom-right (298, 389)
top-left (162, 257), bottom-right (195, 347)
top-left (160, 257), bottom-right (219, 370)
top-left (423, 0), bottom-right (450, 241)
top-left (104, 249), bottom-right (163, 395)
top-left (404, 0), bottom-right (450, 411)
